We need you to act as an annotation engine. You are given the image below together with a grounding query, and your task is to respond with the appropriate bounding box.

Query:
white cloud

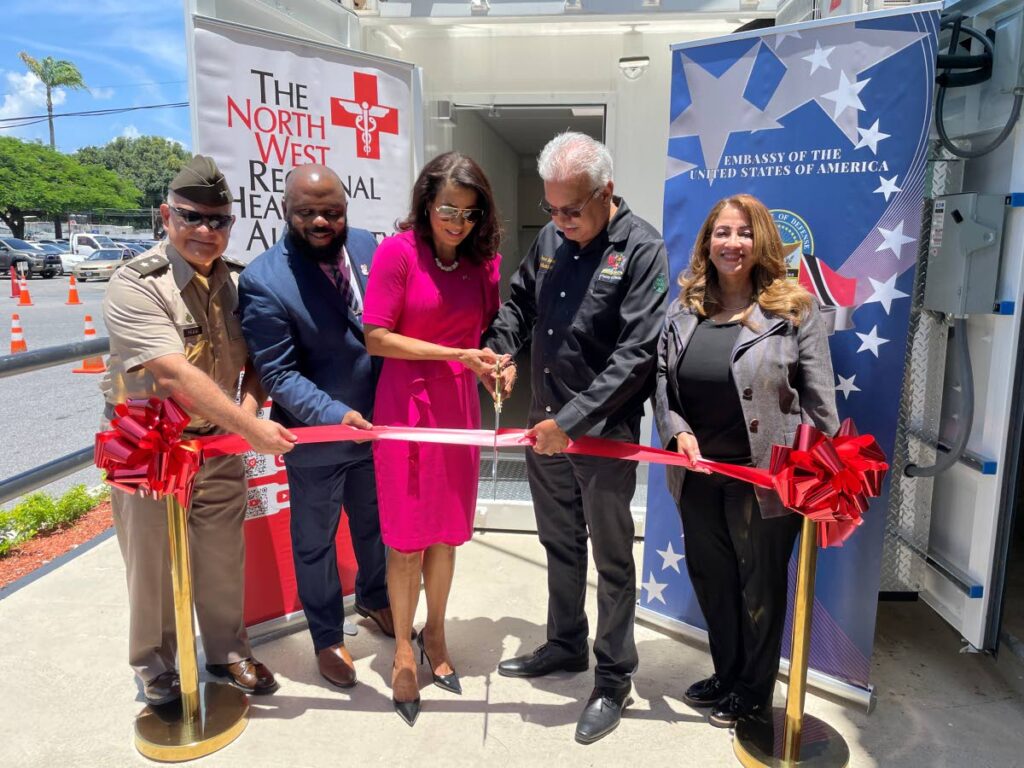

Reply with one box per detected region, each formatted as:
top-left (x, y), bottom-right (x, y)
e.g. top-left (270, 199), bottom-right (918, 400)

top-left (121, 124), bottom-right (140, 139)
top-left (0, 70), bottom-right (67, 121)
top-left (92, 86), bottom-right (115, 100)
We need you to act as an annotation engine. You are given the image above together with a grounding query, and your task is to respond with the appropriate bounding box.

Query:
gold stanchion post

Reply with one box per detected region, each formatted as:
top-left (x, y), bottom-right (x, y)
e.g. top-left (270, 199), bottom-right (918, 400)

top-left (133, 496), bottom-right (249, 762)
top-left (733, 518), bottom-right (851, 767)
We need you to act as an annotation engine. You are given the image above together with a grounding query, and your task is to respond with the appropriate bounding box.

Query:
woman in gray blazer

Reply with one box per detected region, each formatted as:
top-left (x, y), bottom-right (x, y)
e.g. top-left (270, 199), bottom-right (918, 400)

top-left (654, 194), bottom-right (839, 728)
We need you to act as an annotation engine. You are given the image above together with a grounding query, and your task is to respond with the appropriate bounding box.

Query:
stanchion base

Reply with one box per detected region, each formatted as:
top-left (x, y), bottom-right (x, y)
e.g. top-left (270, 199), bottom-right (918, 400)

top-left (135, 682), bottom-right (248, 762)
top-left (733, 708), bottom-right (850, 767)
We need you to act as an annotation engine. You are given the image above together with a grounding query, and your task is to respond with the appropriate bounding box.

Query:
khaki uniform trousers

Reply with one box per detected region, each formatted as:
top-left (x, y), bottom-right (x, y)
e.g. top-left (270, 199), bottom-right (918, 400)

top-left (111, 452), bottom-right (252, 683)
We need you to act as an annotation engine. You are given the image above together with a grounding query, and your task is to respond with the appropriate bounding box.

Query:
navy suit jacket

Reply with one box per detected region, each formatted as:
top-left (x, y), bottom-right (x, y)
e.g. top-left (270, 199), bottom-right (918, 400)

top-left (238, 228), bottom-right (380, 467)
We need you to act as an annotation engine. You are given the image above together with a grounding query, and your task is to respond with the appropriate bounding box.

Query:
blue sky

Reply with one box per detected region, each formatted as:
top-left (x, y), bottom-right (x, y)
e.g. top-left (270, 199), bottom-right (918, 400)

top-left (1, 0), bottom-right (191, 153)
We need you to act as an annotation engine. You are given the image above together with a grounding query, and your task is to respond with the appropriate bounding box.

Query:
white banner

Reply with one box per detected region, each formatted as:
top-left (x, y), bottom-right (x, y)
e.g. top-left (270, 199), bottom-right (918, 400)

top-left (190, 17), bottom-right (416, 261)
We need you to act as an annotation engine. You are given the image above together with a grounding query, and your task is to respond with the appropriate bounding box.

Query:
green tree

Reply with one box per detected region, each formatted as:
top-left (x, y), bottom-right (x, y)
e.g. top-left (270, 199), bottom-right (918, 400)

top-left (19, 52), bottom-right (89, 238)
top-left (75, 136), bottom-right (192, 208)
top-left (0, 137), bottom-right (141, 239)
top-left (18, 52), bottom-right (88, 151)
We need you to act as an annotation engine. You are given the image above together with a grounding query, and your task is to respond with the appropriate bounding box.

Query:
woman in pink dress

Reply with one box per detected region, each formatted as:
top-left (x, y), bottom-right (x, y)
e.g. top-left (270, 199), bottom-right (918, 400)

top-left (362, 152), bottom-right (505, 726)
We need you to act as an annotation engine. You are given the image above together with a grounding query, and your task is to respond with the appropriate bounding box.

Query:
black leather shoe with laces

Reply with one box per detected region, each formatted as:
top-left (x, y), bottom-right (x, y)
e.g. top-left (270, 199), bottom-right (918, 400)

top-left (708, 692), bottom-right (763, 728)
top-left (497, 642), bottom-right (589, 678)
top-left (683, 674), bottom-right (730, 708)
top-left (574, 685), bottom-right (633, 744)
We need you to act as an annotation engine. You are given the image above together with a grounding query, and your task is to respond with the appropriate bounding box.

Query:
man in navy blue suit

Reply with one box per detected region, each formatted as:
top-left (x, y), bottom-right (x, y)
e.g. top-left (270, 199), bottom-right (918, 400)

top-left (238, 165), bottom-right (391, 690)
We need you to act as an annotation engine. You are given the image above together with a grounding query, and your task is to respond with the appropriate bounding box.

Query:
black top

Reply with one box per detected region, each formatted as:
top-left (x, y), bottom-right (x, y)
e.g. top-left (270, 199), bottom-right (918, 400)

top-left (675, 319), bottom-right (751, 464)
top-left (482, 197), bottom-right (670, 440)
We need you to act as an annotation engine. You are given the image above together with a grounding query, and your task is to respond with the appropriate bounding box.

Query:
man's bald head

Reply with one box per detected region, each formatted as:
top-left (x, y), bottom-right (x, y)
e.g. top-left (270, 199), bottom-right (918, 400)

top-left (283, 164), bottom-right (349, 262)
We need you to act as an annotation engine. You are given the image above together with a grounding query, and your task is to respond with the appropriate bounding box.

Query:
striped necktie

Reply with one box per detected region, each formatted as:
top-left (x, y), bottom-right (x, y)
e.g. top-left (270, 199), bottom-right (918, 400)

top-left (331, 260), bottom-right (360, 316)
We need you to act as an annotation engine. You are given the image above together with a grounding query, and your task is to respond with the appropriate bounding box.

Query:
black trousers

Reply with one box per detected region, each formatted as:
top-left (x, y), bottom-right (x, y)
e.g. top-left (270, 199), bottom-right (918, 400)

top-left (678, 471), bottom-right (800, 705)
top-left (526, 449), bottom-right (639, 690)
top-left (285, 456), bottom-right (389, 653)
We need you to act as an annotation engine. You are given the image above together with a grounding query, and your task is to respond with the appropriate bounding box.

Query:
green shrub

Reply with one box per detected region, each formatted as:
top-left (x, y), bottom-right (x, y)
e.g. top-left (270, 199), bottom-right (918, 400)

top-left (0, 485), bottom-right (108, 558)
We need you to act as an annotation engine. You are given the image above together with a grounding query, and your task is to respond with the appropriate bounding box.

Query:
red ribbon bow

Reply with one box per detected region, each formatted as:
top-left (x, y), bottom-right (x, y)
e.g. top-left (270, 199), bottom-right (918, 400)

top-left (769, 418), bottom-right (889, 548)
top-left (94, 398), bottom-right (203, 507)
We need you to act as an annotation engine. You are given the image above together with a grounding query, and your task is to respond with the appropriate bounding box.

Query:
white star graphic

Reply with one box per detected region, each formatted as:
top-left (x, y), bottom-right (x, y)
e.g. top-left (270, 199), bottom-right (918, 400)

top-left (773, 29), bottom-right (803, 49)
top-left (875, 221), bottom-right (916, 259)
top-left (855, 325), bottom-right (890, 357)
top-left (802, 41), bottom-right (835, 75)
top-left (855, 119), bottom-right (890, 154)
top-left (865, 273), bottom-right (910, 314)
top-left (821, 71), bottom-right (870, 119)
top-left (657, 541), bottom-right (685, 573)
top-left (642, 572), bottom-right (668, 605)
top-left (666, 155), bottom-right (697, 181)
top-left (874, 175), bottom-right (902, 202)
top-left (835, 374), bottom-right (861, 399)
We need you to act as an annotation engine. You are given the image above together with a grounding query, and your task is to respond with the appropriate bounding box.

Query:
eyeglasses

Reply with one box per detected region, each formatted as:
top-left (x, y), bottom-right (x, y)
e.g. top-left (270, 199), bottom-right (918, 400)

top-left (434, 205), bottom-right (483, 223)
top-left (539, 188), bottom-right (601, 219)
top-left (169, 205), bottom-right (235, 231)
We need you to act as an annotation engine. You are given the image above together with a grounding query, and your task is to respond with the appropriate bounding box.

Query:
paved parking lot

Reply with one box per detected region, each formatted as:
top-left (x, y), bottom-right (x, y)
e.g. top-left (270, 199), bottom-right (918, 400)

top-left (0, 275), bottom-right (111, 507)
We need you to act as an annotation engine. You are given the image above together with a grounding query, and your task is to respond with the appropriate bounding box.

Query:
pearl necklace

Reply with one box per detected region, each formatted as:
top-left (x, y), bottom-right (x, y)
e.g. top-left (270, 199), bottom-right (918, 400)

top-left (434, 256), bottom-right (459, 272)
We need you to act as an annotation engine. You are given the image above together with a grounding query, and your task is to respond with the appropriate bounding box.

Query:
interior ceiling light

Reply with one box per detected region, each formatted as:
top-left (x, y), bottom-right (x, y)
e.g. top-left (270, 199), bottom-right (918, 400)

top-left (564, 0), bottom-right (583, 11)
top-left (470, 0), bottom-right (490, 14)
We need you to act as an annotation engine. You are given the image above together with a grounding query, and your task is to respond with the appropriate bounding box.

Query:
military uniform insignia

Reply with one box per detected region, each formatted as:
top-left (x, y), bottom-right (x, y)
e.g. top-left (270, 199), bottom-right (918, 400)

top-left (539, 254), bottom-right (556, 271)
top-left (125, 253), bottom-right (170, 276)
top-left (654, 274), bottom-right (668, 294)
top-left (182, 325), bottom-right (203, 339)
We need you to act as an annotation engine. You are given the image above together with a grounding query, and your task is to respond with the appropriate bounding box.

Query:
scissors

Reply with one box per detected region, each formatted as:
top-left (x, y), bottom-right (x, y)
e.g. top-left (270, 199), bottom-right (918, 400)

top-left (492, 359), bottom-right (503, 499)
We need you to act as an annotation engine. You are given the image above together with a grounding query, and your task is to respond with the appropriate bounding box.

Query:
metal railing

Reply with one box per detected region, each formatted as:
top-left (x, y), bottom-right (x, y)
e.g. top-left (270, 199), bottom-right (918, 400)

top-left (0, 337), bottom-right (110, 506)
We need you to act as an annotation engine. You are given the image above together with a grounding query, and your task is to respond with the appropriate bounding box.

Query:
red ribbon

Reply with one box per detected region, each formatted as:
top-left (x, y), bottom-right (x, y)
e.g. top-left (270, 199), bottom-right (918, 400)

top-left (768, 419), bottom-right (889, 547)
top-left (94, 398), bottom-right (202, 508)
top-left (95, 401), bottom-right (888, 548)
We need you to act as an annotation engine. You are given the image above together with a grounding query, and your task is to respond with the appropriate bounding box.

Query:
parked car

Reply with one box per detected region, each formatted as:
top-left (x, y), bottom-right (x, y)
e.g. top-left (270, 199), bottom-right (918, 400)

top-left (69, 233), bottom-right (118, 258)
top-left (73, 248), bottom-right (133, 281)
top-left (114, 241), bottom-right (148, 256)
top-left (0, 237), bottom-right (62, 278)
top-left (32, 243), bottom-right (82, 275)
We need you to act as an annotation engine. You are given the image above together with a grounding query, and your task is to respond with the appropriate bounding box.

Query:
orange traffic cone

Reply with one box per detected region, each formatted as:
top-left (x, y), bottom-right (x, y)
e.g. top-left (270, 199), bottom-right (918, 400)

top-left (65, 274), bottom-right (82, 305)
top-left (9, 313), bottom-right (27, 354)
top-left (72, 314), bottom-right (106, 374)
top-left (9, 267), bottom-right (19, 299)
top-left (17, 275), bottom-right (32, 307)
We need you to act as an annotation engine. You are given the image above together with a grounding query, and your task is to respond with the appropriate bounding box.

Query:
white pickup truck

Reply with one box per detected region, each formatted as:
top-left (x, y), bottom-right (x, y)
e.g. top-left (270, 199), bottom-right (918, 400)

top-left (69, 233), bottom-right (119, 258)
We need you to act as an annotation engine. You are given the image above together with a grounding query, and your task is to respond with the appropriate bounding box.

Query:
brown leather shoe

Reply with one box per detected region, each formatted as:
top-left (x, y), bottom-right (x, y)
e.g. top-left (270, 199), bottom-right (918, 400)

top-left (143, 670), bottom-right (181, 706)
top-left (318, 643), bottom-right (357, 688)
top-left (354, 604), bottom-right (396, 638)
top-left (205, 657), bottom-right (278, 695)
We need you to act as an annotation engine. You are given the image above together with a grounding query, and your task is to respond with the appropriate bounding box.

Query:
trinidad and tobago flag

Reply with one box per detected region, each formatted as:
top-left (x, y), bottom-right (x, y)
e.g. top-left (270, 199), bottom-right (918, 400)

top-left (798, 251), bottom-right (858, 331)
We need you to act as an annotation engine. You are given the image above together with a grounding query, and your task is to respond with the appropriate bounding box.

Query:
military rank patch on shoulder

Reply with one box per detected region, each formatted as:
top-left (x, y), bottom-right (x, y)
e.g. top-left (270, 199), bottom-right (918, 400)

top-left (654, 273), bottom-right (668, 294)
top-left (125, 254), bottom-right (170, 276)
top-left (539, 254), bottom-right (555, 271)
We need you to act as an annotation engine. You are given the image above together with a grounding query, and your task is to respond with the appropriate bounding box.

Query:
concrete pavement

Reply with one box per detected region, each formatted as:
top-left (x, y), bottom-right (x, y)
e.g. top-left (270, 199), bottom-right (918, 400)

top-left (1, 530), bottom-right (1022, 767)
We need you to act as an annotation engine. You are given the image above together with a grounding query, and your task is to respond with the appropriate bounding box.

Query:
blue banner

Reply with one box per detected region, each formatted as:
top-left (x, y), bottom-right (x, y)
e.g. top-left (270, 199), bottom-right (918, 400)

top-left (640, 6), bottom-right (940, 691)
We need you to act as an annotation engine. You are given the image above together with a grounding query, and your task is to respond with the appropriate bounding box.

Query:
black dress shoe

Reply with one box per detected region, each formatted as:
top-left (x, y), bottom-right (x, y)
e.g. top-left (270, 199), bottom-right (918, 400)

top-left (497, 643), bottom-right (589, 678)
top-left (143, 670), bottom-right (181, 706)
top-left (416, 631), bottom-right (461, 695)
top-left (574, 686), bottom-right (633, 744)
top-left (708, 692), bottom-right (764, 729)
top-left (683, 674), bottom-right (729, 708)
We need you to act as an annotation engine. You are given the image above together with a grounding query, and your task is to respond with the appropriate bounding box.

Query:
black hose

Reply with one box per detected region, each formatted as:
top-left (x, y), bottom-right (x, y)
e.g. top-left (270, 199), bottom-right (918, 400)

top-left (905, 318), bottom-right (974, 477)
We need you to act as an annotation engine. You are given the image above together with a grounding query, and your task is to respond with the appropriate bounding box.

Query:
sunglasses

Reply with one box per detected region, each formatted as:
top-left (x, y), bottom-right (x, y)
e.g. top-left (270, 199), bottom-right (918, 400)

top-left (169, 205), bottom-right (235, 231)
top-left (434, 205), bottom-right (483, 223)
top-left (539, 188), bottom-right (601, 219)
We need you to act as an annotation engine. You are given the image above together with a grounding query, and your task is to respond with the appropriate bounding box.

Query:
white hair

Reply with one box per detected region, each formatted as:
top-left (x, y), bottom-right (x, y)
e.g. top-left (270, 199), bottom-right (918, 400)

top-left (537, 131), bottom-right (613, 188)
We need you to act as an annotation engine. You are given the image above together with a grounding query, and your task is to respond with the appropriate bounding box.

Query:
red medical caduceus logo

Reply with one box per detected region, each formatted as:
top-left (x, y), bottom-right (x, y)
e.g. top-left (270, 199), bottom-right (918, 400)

top-left (330, 72), bottom-right (399, 160)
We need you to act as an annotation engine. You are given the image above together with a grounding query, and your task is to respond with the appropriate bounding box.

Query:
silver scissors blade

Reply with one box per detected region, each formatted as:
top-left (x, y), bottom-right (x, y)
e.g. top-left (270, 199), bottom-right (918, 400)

top-left (492, 361), bottom-right (503, 499)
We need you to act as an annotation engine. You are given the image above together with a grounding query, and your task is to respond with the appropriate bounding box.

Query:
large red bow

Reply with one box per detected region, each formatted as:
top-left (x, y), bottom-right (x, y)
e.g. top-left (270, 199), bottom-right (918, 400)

top-left (769, 419), bottom-right (889, 547)
top-left (94, 398), bottom-right (203, 507)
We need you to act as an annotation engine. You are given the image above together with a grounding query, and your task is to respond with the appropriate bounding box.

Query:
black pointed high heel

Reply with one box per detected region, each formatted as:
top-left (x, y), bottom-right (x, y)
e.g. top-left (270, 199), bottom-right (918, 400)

top-left (392, 663), bottom-right (421, 727)
top-left (416, 630), bottom-right (462, 695)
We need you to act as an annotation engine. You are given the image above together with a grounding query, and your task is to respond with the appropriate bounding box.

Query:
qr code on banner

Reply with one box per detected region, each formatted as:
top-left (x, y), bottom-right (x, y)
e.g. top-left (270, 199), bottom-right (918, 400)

top-left (244, 452), bottom-right (268, 479)
top-left (245, 486), bottom-right (270, 520)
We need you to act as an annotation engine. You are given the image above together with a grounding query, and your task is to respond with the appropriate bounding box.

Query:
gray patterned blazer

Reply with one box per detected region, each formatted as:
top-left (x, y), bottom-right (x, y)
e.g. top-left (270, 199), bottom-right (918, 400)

top-left (654, 298), bottom-right (840, 518)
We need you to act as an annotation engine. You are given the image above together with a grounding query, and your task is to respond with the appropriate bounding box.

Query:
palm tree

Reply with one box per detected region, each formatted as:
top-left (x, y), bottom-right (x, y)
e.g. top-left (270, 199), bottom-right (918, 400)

top-left (19, 52), bottom-right (88, 239)
top-left (18, 52), bottom-right (89, 150)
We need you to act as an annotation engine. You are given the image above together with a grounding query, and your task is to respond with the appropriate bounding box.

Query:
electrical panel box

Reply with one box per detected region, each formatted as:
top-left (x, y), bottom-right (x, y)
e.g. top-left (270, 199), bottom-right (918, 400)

top-left (924, 193), bottom-right (1005, 315)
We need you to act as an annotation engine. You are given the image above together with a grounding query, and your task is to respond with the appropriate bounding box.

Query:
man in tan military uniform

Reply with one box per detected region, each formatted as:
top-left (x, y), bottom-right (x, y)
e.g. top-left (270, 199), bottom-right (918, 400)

top-left (102, 155), bottom-right (297, 705)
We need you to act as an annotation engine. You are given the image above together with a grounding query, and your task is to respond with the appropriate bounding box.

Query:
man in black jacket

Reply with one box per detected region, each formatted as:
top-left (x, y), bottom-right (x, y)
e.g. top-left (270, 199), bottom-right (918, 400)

top-left (483, 131), bottom-right (669, 745)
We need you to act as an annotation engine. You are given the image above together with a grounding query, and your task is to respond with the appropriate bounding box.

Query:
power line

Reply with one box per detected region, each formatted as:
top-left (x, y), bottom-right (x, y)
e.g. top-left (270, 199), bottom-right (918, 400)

top-left (0, 79), bottom-right (187, 98)
top-left (0, 101), bottom-right (188, 129)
